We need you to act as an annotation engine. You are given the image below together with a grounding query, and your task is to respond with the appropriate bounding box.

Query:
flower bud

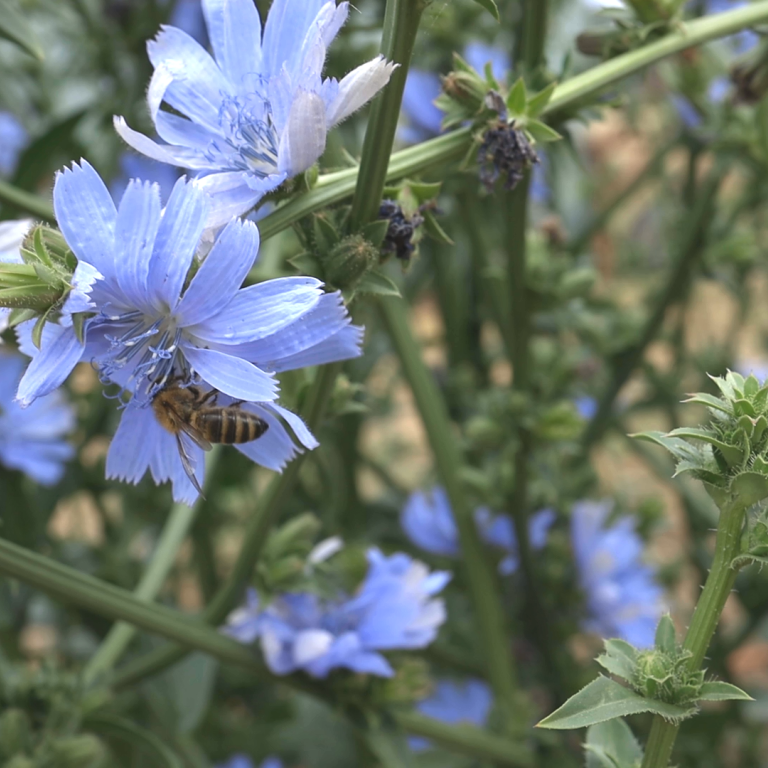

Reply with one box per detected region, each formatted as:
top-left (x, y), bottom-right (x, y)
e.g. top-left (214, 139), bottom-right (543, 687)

top-left (441, 71), bottom-right (486, 112)
top-left (323, 234), bottom-right (378, 289)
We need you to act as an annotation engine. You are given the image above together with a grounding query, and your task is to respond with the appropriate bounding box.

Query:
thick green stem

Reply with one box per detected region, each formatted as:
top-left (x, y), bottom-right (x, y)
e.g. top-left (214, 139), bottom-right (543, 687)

top-left (640, 499), bottom-right (745, 768)
top-left (582, 162), bottom-right (722, 448)
top-left (377, 296), bottom-right (520, 710)
top-left (347, 0), bottom-right (427, 231)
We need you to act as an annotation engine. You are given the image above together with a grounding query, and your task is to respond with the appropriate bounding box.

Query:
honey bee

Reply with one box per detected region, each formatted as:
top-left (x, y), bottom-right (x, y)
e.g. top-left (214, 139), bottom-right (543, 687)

top-left (152, 379), bottom-right (268, 495)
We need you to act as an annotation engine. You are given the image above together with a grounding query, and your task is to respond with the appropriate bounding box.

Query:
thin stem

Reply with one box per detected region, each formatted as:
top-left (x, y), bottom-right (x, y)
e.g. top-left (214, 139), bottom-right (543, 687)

top-left (640, 499), bottom-right (745, 768)
top-left (377, 296), bottom-right (520, 712)
top-left (582, 161), bottom-right (722, 448)
top-left (347, 0), bottom-right (427, 232)
top-left (0, 179), bottom-right (54, 222)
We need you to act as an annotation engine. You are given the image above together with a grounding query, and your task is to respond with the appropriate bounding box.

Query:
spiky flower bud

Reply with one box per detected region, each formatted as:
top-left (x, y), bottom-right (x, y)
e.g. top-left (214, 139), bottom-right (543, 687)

top-left (441, 71), bottom-right (487, 112)
top-left (323, 234), bottom-right (378, 289)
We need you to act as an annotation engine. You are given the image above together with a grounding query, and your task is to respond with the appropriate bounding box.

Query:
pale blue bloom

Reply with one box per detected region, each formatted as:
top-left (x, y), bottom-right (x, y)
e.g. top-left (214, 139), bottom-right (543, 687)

top-left (216, 757), bottom-right (282, 768)
top-left (168, 0), bottom-right (208, 46)
top-left (708, 76), bottom-right (731, 103)
top-left (0, 351), bottom-right (75, 485)
top-left (115, 0), bottom-right (396, 227)
top-left (0, 111), bottom-right (28, 177)
top-left (401, 486), bottom-right (554, 574)
top-left (410, 679), bottom-right (492, 752)
top-left (572, 500), bottom-right (665, 647)
top-left (15, 161), bottom-right (362, 503)
top-left (575, 395), bottom-right (597, 420)
top-left (225, 549), bottom-right (450, 678)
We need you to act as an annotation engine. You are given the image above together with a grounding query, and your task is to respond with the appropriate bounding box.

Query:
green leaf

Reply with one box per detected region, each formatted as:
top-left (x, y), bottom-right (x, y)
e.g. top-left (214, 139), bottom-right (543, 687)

top-left (682, 392), bottom-right (730, 414)
top-left (363, 219), bottom-right (391, 249)
top-left (470, 0), bottom-right (500, 21)
top-left (422, 209), bottom-right (454, 245)
top-left (85, 713), bottom-right (183, 768)
top-left (287, 252), bottom-right (324, 278)
top-left (525, 119), bottom-right (563, 143)
top-left (698, 681), bottom-right (753, 702)
top-left (585, 719), bottom-right (643, 768)
top-left (312, 214), bottom-right (339, 252)
top-left (596, 639), bottom-right (638, 683)
top-left (408, 181), bottom-right (443, 203)
top-left (0, 0), bottom-right (44, 59)
top-left (537, 676), bottom-right (696, 730)
top-left (655, 614), bottom-right (677, 654)
top-left (356, 270), bottom-right (401, 297)
top-left (156, 652), bottom-right (219, 733)
top-left (526, 81), bottom-right (558, 118)
top-left (731, 471), bottom-right (768, 508)
top-left (666, 427), bottom-right (744, 468)
top-left (506, 77), bottom-right (528, 116)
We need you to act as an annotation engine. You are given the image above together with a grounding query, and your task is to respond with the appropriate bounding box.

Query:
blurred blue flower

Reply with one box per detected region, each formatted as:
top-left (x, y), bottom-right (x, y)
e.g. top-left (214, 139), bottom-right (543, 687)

top-left (225, 549), bottom-right (450, 678)
top-left (704, 0), bottom-right (759, 52)
top-left (735, 360), bottom-right (768, 382)
top-left (401, 486), bottom-right (554, 574)
top-left (708, 76), bottom-right (731, 103)
top-left (400, 42), bottom-right (510, 144)
top-left (0, 111), bottom-right (28, 177)
top-left (110, 152), bottom-right (181, 203)
top-left (571, 500), bottom-right (665, 647)
top-left (216, 756), bottom-right (282, 768)
top-left (115, 0), bottom-right (396, 227)
top-left (0, 351), bottom-right (75, 485)
top-left (410, 678), bottom-right (493, 752)
top-left (15, 161), bottom-right (362, 502)
top-left (574, 395), bottom-right (597, 420)
top-left (671, 95), bottom-right (703, 129)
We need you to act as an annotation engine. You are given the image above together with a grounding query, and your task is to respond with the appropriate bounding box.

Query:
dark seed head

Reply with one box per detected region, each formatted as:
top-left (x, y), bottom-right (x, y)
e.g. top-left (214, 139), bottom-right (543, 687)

top-left (477, 119), bottom-right (539, 193)
top-left (378, 200), bottom-right (425, 264)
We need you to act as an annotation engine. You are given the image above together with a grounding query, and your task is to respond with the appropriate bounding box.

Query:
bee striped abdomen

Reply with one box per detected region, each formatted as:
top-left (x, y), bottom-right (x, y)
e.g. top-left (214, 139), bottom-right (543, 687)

top-left (197, 409), bottom-right (268, 444)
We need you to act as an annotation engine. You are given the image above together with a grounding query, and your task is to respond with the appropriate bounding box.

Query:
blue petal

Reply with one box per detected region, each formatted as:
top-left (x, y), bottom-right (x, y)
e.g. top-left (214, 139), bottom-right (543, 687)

top-left (464, 42), bottom-right (510, 82)
top-left (114, 180), bottom-right (163, 311)
top-left (266, 323), bottom-right (363, 372)
top-left (0, 441), bottom-right (73, 485)
top-left (61, 261), bottom-right (103, 319)
top-left (234, 403), bottom-right (312, 471)
top-left (181, 344), bottom-right (278, 401)
top-left (176, 218), bottom-right (260, 326)
top-left (15, 324), bottom-right (84, 406)
top-left (202, 0), bottom-right (262, 88)
top-left (114, 117), bottom-right (211, 169)
top-left (325, 56), bottom-right (396, 127)
top-left (277, 90), bottom-right (327, 176)
top-left (147, 25), bottom-right (231, 132)
top-left (401, 69), bottom-right (442, 139)
top-left (153, 429), bottom-right (205, 505)
top-left (188, 276), bottom-right (323, 345)
top-left (149, 177), bottom-right (207, 311)
top-left (105, 403), bottom-right (159, 484)
top-left (268, 402), bottom-right (318, 450)
top-left (261, 0), bottom-right (327, 80)
top-left (154, 110), bottom-right (220, 150)
top-left (196, 171), bottom-right (277, 228)
top-left (53, 161), bottom-right (117, 280)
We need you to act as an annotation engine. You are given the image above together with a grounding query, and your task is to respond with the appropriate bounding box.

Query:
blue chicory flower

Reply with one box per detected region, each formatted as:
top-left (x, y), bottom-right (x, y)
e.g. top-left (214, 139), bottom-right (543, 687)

top-left (216, 757), bottom-right (282, 768)
top-left (225, 548), bottom-right (450, 678)
top-left (409, 678), bottom-right (493, 752)
top-left (571, 500), bottom-right (665, 647)
top-left (0, 350), bottom-right (75, 485)
top-left (401, 486), bottom-right (554, 574)
top-left (114, 0), bottom-right (397, 227)
top-left (0, 111), bottom-right (28, 177)
top-left (15, 161), bottom-right (362, 503)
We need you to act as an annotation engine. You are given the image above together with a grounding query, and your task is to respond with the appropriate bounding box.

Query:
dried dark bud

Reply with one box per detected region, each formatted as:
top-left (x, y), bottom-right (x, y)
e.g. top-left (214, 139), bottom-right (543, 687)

top-left (478, 120), bottom-right (539, 193)
top-left (378, 200), bottom-right (425, 263)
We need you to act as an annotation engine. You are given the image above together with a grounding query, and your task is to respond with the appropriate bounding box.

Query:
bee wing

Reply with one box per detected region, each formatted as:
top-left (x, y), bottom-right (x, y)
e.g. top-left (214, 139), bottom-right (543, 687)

top-left (175, 432), bottom-right (205, 498)
top-left (177, 419), bottom-right (213, 452)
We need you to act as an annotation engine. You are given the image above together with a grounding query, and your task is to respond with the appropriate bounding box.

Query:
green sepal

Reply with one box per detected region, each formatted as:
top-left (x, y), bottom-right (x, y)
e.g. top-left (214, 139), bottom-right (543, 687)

top-left (537, 676), bottom-right (696, 730)
top-left (654, 614), bottom-right (677, 654)
top-left (469, 0), bottom-right (500, 21)
top-left (362, 219), bottom-right (391, 250)
top-left (526, 119), bottom-right (563, 143)
top-left (312, 214), bottom-right (340, 253)
top-left (697, 681), bottom-right (753, 702)
top-left (287, 252), bottom-right (324, 279)
top-left (665, 427), bottom-right (744, 468)
top-left (422, 209), bottom-right (454, 245)
top-left (730, 471), bottom-right (768, 507)
top-left (526, 81), bottom-right (558, 118)
top-left (408, 181), bottom-right (443, 203)
top-left (506, 77), bottom-right (528, 117)
top-left (72, 312), bottom-right (88, 344)
top-left (356, 270), bottom-right (401, 297)
top-left (682, 392), bottom-right (730, 414)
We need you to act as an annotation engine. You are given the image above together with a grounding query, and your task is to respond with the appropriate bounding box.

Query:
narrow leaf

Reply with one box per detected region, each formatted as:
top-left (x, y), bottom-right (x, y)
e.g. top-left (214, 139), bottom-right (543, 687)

top-left (526, 119), bottom-right (563, 143)
top-left (422, 210), bottom-right (454, 245)
top-left (357, 270), bottom-right (401, 297)
top-left (470, 0), bottom-right (500, 21)
top-left (655, 614), bottom-right (677, 654)
top-left (506, 77), bottom-right (528, 116)
top-left (363, 219), bottom-right (391, 249)
top-left (527, 81), bottom-right (558, 118)
top-left (698, 681), bottom-right (753, 702)
top-left (537, 676), bottom-right (695, 730)
top-left (0, 0), bottom-right (44, 60)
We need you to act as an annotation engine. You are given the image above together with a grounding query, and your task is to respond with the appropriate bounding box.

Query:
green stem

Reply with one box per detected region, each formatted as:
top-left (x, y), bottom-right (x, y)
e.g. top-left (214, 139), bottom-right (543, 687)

top-left (82, 450), bottom-right (220, 685)
top-left (640, 499), bottom-right (745, 768)
top-left (110, 363), bottom-right (340, 689)
top-left (377, 296), bottom-right (520, 710)
top-left (582, 161), bottom-right (722, 448)
top-left (255, 2), bottom-right (768, 242)
top-left (0, 179), bottom-right (54, 222)
top-left (347, 0), bottom-right (427, 232)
